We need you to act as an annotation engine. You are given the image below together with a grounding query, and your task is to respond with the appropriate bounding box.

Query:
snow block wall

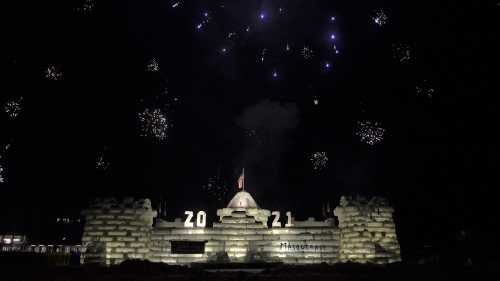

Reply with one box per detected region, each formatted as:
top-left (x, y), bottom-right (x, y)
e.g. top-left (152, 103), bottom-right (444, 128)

top-left (80, 193), bottom-right (400, 265)
top-left (333, 196), bottom-right (401, 264)
top-left (81, 198), bottom-right (157, 265)
top-left (150, 214), bottom-right (340, 264)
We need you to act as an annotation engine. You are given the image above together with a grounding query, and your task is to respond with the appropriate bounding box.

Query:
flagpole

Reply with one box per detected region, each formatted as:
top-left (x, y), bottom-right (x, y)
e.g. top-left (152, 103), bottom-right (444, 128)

top-left (242, 168), bottom-right (245, 191)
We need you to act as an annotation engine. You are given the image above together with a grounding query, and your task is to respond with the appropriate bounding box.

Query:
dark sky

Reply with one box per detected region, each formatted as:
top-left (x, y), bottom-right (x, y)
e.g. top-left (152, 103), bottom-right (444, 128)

top-left (1, 1), bottom-right (498, 256)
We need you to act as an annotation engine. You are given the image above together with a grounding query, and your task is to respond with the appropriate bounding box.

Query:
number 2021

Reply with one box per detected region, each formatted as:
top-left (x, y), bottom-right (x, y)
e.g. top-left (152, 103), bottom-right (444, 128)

top-left (184, 210), bottom-right (292, 228)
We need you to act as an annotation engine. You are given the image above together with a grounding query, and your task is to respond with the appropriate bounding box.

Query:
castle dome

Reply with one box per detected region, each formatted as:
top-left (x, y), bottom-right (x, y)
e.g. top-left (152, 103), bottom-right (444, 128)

top-left (227, 191), bottom-right (259, 209)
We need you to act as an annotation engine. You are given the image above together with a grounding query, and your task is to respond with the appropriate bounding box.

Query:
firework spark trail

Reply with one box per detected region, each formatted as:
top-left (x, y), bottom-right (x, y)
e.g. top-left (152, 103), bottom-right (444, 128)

top-left (0, 144), bottom-right (11, 183)
top-left (0, 164), bottom-right (4, 183)
top-left (96, 149), bottom-right (110, 171)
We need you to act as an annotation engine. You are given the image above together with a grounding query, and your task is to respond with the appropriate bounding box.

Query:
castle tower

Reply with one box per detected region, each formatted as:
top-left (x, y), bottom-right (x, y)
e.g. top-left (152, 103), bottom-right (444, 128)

top-left (334, 196), bottom-right (401, 263)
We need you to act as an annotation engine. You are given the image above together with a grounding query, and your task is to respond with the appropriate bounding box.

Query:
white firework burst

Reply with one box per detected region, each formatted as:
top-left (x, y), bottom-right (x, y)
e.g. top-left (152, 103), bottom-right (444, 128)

top-left (202, 174), bottom-right (229, 201)
top-left (355, 121), bottom-right (386, 146)
top-left (3, 97), bottom-right (23, 119)
top-left (392, 43), bottom-right (411, 62)
top-left (416, 79), bottom-right (435, 98)
top-left (146, 58), bottom-right (159, 72)
top-left (302, 46), bottom-right (314, 60)
top-left (138, 108), bottom-right (170, 142)
top-left (372, 9), bottom-right (388, 26)
top-left (45, 65), bottom-right (62, 80)
top-left (310, 152), bottom-right (328, 171)
top-left (77, 0), bottom-right (95, 12)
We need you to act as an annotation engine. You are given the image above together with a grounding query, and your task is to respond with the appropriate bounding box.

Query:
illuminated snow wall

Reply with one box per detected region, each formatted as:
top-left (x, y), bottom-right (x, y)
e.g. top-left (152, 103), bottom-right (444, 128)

top-left (334, 196), bottom-right (401, 264)
top-left (80, 195), bottom-right (400, 265)
top-left (150, 217), bottom-right (340, 264)
top-left (81, 198), bottom-right (157, 265)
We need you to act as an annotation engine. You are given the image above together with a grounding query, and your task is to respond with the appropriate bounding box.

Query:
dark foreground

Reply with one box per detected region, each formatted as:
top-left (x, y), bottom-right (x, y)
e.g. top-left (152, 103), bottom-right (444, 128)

top-left (0, 260), bottom-right (497, 281)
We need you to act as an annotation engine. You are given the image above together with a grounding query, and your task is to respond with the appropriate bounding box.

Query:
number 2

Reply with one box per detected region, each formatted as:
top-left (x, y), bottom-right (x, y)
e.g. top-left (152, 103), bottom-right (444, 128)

top-left (184, 211), bottom-right (194, 228)
top-left (272, 211), bottom-right (281, 227)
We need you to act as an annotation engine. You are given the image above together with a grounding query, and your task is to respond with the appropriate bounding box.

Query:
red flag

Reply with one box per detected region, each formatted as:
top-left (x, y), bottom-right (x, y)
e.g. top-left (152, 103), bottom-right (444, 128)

top-left (237, 168), bottom-right (245, 189)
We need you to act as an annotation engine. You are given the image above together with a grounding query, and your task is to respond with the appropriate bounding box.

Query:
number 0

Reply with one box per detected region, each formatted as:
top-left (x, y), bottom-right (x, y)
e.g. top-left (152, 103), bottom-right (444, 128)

top-left (196, 211), bottom-right (206, 228)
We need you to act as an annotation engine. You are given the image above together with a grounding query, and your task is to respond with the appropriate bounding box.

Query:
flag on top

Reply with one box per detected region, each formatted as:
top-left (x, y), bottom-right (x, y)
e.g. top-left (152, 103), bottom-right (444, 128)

top-left (237, 168), bottom-right (245, 190)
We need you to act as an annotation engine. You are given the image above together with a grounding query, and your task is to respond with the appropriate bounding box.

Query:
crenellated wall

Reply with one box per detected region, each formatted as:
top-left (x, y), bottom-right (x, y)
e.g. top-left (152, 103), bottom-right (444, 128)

top-left (333, 196), bottom-right (401, 264)
top-left (150, 217), bottom-right (340, 264)
top-left (81, 198), bottom-right (157, 265)
top-left (80, 194), bottom-right (400, 265)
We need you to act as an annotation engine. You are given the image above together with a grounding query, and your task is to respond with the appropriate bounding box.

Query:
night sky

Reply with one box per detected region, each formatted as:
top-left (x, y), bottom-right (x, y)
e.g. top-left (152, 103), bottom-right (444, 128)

top-left (1, 1), bottom-right (498, 259)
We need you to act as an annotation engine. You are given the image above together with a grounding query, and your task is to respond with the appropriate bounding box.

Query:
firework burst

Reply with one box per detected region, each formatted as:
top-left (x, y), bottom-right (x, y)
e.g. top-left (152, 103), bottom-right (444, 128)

top-left (45, 65), bottom-right (62, 80)
top-left (138, 108), bottom-right (171, 142)
top-left (77, 0), bottom-right (95, 12)
top-left (301, 46), bottom-right (314, 60)
top-left (355, 121), bottom-right (386, 146)
top-left (202, 174), bottom-right (229, 201)
top-left (372, 9), bottom-right (388, 26)
top-left (392, 43), bottom-right (411, 62)
top-left (182, 2), bottom-right (342, 78)
top-left (416, 79), bottom-right (436, 98)
top-left (146, 58), bottom-right (160, 72)
top-left (310, 152), bottom-right (328, 171)
top-left (3, 97), bottom-right (23, 119)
